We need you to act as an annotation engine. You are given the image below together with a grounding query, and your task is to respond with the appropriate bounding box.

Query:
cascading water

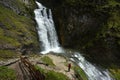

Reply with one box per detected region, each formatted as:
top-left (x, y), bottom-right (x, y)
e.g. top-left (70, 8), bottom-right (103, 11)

top-left (34, 1), bottom-right (63, 54)
top-left (34, 1), bottom-right (113, 80)
top-left (70, 52), bottom-right (113, 80)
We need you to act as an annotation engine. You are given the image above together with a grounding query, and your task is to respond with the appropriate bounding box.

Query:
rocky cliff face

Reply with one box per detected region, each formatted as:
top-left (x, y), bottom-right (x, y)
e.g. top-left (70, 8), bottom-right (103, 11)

top-left (38, 0), bottom-right (120, 66)
top-left (0, 0), bottom-right (39, 56)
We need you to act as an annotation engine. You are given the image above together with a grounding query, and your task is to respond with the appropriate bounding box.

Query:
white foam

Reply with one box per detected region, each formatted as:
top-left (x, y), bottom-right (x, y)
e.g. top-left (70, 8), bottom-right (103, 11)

top-left (72, 52), bottom-right (113, 80)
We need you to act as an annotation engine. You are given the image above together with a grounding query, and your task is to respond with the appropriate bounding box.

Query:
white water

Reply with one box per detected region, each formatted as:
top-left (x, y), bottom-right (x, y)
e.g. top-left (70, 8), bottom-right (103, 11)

top-left (70, 52), bottom-right (113, 80)
top-left (34, 1), bottom-right (113, 80)
top-left (34, 1), bottom-right (63, 54)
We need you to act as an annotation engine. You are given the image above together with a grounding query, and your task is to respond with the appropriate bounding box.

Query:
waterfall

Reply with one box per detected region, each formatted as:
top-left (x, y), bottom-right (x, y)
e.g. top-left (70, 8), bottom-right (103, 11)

top-left (70, 52), bottom-right (113, 80)
top-left (34, 1), bottom-right (113, 80)
top-left (34, 1), bottom-right (63, 54)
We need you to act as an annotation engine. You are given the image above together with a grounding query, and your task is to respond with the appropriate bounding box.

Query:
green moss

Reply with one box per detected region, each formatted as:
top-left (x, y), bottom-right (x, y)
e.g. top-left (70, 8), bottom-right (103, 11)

top-left (35, 65), bottom-right (45, 73)
top-left (35, 65), bottom-right (70, 80)
top-left (99, 0), bottom-right (120, 11)
top-left (0, 50), bottom-right (19, 59)
top-left (105, 11), bottom-right (120, 38)
top-left (0, 3), bottom-right (38, 49)
top-left (74, 66), bottom-right (88, 80)
top-left (0, 28), bottom-right (4, 35)
top-left (109, 65), bottom-right (120, 80)
top-left (46, 70), bottom-right (69, 80)
top-left (0, 66), bottom-right (16, 80)
top-left (108, 0), bottom-right (120, 6)
top-left (110, 69), bottom-right (120, 80)
top-left (41, 56), bottom-right (55, 66)
top-left (0, 35), bottom-right (21, 47)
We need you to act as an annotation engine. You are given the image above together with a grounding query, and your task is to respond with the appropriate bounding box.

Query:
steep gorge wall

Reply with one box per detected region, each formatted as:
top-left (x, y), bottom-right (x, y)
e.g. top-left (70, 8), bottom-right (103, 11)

top-left (38, 0), bottom-right (120, 66)
top-left (0, 0), bottom-right (39, 56)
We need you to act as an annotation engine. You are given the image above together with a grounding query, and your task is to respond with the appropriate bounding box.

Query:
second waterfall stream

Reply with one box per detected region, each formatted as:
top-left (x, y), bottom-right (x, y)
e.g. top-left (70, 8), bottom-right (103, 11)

top-left (34, 1), bottom-right (114, 80)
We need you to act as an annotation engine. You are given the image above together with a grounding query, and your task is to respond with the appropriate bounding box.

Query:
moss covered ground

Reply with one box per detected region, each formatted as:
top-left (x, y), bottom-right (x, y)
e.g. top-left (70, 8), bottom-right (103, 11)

top-left (74, 66), bottom-right (88, 80)
top-left (0, 50), bottom-right (20, 60)
top-left (41, 56), bottom-right (55, 66)
top-left (0, 66), bottom-right (16, 80)
top-left (35, 65), bottom-right (70, 80)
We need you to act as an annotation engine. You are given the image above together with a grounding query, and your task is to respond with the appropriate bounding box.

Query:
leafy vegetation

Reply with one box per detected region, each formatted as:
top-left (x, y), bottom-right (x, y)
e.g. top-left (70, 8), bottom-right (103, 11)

top-left (0, 66), bottom-right (16, 80)
top-left (41, 56), bottom-right (55, 66)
